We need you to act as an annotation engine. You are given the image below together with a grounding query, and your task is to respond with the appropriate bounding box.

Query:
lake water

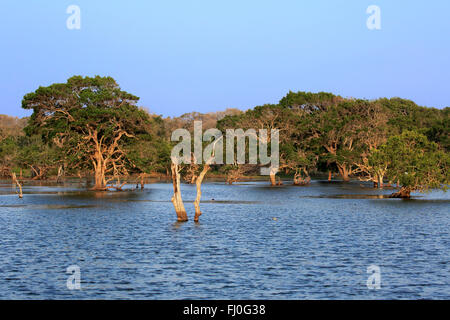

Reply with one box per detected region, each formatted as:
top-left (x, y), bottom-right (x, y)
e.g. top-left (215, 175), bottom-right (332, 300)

top-left (0, 179), bottom-right (449, 299)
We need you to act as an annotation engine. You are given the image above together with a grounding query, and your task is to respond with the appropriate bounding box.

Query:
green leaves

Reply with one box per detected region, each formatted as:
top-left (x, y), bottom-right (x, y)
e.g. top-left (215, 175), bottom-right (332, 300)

top-left (370, 131), bottom-right (449, 192)
top-left (21, 76), bottom-right (151, 177)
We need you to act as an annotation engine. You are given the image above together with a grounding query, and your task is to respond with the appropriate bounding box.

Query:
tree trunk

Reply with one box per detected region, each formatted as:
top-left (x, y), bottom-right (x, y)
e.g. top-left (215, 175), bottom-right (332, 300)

top-left (269, 172), bottom-right (276, 186)
top-left (140, 174), bottom-right (145, 189)
top-left (337, 164), bottom-right (350, 182)
top-left (93, 168), bottom-right (106, 190)
top-left (194, 164), bottom-right (210, 222)
top-left (92, 153), bottom-right (107, 190)
top-left (389, 187), bottom-right (411, 198)
top-left (171, 163), bottom-right (188, 222)
top-left (377, 175), bottom-right (384, 189)
top-left (56, 165), bottom-right (63, 183)
top-left (12, 173), bottom-right (23, 198)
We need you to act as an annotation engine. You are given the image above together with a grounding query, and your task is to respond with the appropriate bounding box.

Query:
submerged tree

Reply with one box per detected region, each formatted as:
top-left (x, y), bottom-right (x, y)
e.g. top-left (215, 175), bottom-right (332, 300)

top-left (22, 76), bottom-right (151, 190)
top-left (371, 131), bottom-right (449, 198)
top-left (170, 159), bottom-right (188, 222)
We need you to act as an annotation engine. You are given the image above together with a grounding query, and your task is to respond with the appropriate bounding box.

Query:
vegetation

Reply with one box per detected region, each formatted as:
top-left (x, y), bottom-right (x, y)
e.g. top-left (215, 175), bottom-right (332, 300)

top-left (370, 131), bottom-right (449, 198)
top-left (21, 76), bottom-right (167, 190)
top-left (0, 76), bottom-right (449, 213)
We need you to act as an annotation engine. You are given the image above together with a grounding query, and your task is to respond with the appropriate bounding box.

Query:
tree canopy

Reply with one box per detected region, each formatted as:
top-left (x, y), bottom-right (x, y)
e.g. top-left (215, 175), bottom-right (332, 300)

top-left (1, 82), bottom-right (448, 198)
top-left (22, 76), bottom-right (153, 189)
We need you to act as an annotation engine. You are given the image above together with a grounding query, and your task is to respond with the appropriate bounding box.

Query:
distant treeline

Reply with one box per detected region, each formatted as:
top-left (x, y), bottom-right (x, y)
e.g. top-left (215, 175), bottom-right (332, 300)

top-left (0, 76), bottom-right (448, 198)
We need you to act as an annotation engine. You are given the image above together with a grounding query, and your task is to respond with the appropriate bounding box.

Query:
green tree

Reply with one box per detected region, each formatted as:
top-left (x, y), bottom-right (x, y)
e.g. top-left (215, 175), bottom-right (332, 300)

top-left (218, 104), bottom-right (294, 185)
top-left (22, 76), bottom-right (151, 190)
top-left (0, 136), bottom-right (19, 176)
top-left (305, 100), bottom-right (369, 181)
top-left (16, 135), bottom-right (59, 180)
top-left (370, 131), bottom-right (449, 198)
top-left (125, 115), bottom-right (171, 188)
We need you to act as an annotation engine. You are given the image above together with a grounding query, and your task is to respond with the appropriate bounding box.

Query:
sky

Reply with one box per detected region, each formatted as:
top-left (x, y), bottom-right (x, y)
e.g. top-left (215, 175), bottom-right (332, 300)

top-left (0, 0), bottom-right (449, 118)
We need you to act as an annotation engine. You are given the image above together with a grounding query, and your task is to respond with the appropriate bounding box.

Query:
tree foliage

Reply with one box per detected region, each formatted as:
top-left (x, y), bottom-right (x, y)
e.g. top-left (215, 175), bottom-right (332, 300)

top-left (370, 131), bottom-right (449, 197)
top-left (0, 83), bottom-right (448, 198)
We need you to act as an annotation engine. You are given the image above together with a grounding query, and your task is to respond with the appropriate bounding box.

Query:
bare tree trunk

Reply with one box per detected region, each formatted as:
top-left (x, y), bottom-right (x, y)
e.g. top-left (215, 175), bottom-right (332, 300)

top-left (194, 164), bottom-right (210, 222)
top-left (12, 173), bottom-right (23, 198)
top-left (171, 163), bottom-right (188, 222)
top-left (191, 135), bottom-right (222, 222)
top-left (30, 166), bottom-right (42, 180)
top-left (140, 173), bottom-right (145, 189)
top-left (56, 165), bottom-right (63, 183)
top-left (269, 172), bottom-right (277, 186)
top-left (389, 187), bottom-right (411, 198)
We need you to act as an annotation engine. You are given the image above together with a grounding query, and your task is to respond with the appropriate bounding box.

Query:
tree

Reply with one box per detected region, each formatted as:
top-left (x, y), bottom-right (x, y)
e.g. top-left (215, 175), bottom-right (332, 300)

top-left (370, 131), bottom-right (449, 198)
top-left (218, 104), bottom-right (292, 186)
top-left (16, 135), bottom-right (59, 180)
top-left (279, 91), bottom-right (343, 111)
top-left (22, 76), bottom-right (151, 190)
top-left (125, 115), bottom-right (171, 188)
top-left (305, 100), bottom-right (368, 182)
top-left (170, 160), bottom-right (188, 222)
top-left (352, 101), bottom-right (390, 188)
top-left (0, 136), bottom-right (19, 176)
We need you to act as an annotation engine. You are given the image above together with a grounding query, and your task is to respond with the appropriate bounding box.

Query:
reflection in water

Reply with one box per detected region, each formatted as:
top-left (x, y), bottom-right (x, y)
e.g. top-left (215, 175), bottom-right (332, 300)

top-left (0, 179), bottom-right (448, 299)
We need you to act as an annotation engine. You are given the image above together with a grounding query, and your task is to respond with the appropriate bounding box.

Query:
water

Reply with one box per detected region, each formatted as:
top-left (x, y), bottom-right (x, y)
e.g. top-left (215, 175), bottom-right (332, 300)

top-left (0, 179), bottom-right (449, 299)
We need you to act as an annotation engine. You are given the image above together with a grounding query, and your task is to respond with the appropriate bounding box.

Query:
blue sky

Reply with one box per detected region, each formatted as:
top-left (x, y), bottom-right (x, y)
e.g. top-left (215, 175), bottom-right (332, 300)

top-left (1, 0), bottom-right (449, 117)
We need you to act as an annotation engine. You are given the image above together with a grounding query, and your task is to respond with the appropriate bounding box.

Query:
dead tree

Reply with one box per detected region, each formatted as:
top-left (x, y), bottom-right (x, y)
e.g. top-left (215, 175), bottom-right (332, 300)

top-left (11, 173), bottom-right (23, 198)
top-left (170, 161), bottom-right (188, 222)
top-left (192, 136), bottom-right (222, 222)
top-left (56, 165), bottom-right (64, 183)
